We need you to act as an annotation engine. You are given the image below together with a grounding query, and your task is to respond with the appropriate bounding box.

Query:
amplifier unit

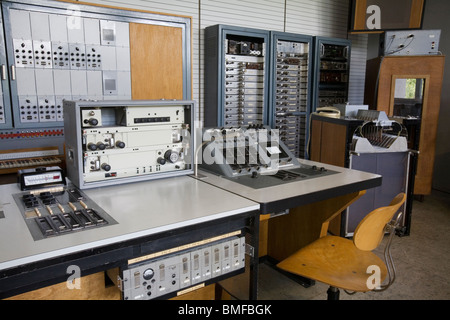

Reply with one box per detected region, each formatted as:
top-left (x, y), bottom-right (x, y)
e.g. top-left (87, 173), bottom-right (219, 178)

top-left (380, 29), bottom-right (441, 56)
top-left (120, 233), bottom-right (246, 300)
top-left (63, 100), bottom-right (195, 189)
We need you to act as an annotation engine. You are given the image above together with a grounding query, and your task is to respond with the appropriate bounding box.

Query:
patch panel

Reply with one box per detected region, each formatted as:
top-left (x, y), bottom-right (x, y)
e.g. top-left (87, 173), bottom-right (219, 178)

top-left (120, 235), bottom-right (246, 300)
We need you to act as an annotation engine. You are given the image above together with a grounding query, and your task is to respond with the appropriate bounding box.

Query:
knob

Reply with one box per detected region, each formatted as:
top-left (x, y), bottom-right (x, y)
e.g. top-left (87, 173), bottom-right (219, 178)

top-left (101, 163), bottom-right (111, 171)
top-left (116, 141), bottom-right (125, 148)
top-left (83, 118), bottom-right (98, 126)
top-left (143, 268), bottom-right (154, 280)
top-left (164, 150), bottom-right (179, 163)
top-left (96, 142), bottom-right (106, 150)
top-left (87, 143), bottom-right (97, 151)
top-left (157, 157), bottom-right (166, 165)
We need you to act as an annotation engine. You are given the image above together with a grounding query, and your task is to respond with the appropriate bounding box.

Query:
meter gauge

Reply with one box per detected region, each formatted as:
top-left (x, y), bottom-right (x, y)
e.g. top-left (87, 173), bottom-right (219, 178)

top-left (18, 166), bottom-right (66, 191)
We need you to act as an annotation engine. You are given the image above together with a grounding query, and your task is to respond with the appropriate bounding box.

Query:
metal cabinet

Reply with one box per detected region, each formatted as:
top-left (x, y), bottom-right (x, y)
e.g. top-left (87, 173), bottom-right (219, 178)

top-left (269, 31), bottom-right (312, 158)
top-left (204, 24), bottom-right (270, 128)
top-left (312, 37), bottom-right (351, 111)
top-left (204, 26), bottom-right (351, 160)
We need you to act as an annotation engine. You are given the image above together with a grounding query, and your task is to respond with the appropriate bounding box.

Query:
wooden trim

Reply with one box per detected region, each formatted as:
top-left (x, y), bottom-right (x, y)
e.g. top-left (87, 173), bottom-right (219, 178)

top-left (56, 0), bottom-right (192, 20)
top-left (351, 0), bottom-right (424, 31)
top-left (352, 0), bottom-right (367, 30)
top-left (388, 74), bottom-right (430, 117)
top-left (409, 0), bottom-right (425, 28)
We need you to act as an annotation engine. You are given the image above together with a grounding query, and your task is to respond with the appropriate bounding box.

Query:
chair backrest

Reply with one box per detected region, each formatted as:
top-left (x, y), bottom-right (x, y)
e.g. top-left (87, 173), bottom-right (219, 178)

top-left (353, 193), bottom-right (406, 251)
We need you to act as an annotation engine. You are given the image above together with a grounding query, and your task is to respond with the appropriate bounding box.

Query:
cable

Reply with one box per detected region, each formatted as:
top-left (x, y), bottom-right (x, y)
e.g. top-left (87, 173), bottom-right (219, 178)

top-left (386, 35), bottom-right (415, 55)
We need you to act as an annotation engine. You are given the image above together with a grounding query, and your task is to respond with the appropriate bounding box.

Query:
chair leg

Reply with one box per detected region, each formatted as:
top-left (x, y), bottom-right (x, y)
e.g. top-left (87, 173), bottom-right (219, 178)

top-left (327, 286), bottom-right (340, 300)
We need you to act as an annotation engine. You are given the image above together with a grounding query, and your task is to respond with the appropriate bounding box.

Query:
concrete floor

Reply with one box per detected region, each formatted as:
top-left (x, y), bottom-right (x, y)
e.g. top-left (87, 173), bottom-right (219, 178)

top-left (256, 190), bottom-right (450, 300)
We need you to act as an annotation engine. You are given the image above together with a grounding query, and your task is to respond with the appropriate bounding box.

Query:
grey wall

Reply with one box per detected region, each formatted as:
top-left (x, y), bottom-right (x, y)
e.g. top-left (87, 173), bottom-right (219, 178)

top-left (421, 0), bottom-right (450, 193)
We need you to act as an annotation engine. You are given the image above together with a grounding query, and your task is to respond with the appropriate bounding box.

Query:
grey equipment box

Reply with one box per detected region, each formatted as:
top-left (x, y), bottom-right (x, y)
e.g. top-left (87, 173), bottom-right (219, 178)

top-left (64, 100), bottom-right (195, 189)
top-left (380, 29), bottom-right (441, 56)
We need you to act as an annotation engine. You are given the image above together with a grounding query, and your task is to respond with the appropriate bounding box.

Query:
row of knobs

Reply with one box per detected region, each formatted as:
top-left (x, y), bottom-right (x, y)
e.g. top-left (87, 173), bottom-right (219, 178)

top-left (89, 149), bottom-right (179, 172)
top-left (87, 141), bottom-right (126, 151)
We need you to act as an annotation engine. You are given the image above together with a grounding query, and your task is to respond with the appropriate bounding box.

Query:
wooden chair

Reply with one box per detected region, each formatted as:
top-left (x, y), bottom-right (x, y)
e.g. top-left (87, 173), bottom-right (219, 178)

top-left (277, 193), bottom-right (406, 300)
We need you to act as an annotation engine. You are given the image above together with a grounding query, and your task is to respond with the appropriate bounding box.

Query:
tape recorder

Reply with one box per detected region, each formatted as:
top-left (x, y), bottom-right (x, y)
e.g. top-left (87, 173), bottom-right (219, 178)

top-left (64, 100), bottom-right (195, 189)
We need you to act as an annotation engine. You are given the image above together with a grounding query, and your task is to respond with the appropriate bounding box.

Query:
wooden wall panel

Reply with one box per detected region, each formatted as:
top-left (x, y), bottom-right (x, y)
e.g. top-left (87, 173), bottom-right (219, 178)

top-left (130, 23), bottom-right (183, 100)
top-left (310, 119), bottom-right (347, 167)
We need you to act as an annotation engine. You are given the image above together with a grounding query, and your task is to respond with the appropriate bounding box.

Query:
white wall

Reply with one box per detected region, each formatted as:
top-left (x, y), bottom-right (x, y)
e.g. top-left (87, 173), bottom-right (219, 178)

top-left (77, 0), bottom-right (367, 124)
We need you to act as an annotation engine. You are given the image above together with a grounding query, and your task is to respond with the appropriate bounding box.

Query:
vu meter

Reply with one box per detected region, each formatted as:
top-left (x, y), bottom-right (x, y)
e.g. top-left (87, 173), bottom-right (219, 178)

top-left (18, 166), bottom-right (66, 191)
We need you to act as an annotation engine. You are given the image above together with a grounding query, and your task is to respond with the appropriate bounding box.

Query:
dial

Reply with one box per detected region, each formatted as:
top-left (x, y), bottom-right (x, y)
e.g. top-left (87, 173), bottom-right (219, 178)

top-left (164, 150), bottom-right (179, 163)
top-left (143, 268), bottom-right (154, 280)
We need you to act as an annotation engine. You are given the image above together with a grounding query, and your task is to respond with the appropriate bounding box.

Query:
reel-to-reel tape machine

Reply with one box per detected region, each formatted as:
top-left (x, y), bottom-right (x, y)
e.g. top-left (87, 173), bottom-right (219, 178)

top-left (64, 100), bottom-right (195, 189)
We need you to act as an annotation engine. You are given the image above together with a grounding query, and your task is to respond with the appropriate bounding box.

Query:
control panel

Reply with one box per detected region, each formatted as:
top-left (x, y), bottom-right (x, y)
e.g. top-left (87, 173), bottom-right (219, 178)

top-left (200, 125), bottom-right (300, 178)
top-left (199, 125), bottom-right (337, 189)
top-left (120, 233), bottom-right (246, 300)
top-left (5, 5), bottom-right (132, 128)
top-left (380, 29), bottom-right (441, 56)
top-left (63, 100), bottom-right (194, 189)
top-left (13, 167), bottom-right (116, 241)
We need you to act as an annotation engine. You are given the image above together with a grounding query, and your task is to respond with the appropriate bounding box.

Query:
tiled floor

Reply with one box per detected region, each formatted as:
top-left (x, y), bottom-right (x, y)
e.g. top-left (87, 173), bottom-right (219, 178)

top-left (257, 190), bottom-right (450, 300)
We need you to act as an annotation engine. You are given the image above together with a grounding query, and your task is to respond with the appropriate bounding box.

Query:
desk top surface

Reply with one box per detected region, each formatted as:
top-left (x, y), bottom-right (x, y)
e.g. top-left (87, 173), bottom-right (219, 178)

top-left (0, 176), bottom-right (259, 270)
top-left (197, 159), bottom-right (381, 213)
top-left (0, 159), bottom-right (381, 271)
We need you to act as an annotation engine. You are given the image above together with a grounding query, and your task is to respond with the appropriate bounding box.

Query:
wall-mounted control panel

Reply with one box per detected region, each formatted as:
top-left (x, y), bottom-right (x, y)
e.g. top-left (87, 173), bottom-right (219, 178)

top-left (63, 100), bottom-right (195, 189)
top-left (120, 233), bottom-right (246, 300)
top-left (3, 2), bottom-right (132, 129)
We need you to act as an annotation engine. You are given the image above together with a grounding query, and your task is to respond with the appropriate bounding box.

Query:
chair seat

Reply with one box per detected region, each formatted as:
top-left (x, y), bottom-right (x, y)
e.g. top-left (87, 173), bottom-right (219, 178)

top-left (277, 236), bottom-right (388, 292)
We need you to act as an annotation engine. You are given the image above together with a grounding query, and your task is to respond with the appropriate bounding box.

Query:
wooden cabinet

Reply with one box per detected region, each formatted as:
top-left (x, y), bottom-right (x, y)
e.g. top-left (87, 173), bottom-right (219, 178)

top-left (310, 115), bottom-right (363, 168)
top-left (364, 55), bottom-right (445, 195)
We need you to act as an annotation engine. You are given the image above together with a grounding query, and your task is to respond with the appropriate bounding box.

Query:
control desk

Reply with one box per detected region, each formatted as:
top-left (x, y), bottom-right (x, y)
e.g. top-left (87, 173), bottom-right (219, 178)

top-left (0, 120), bottom-right (381, 300)
top-left (0, 176), bottom-right (260, 299)
top-left (198, 126), bottom-right (381, 214)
